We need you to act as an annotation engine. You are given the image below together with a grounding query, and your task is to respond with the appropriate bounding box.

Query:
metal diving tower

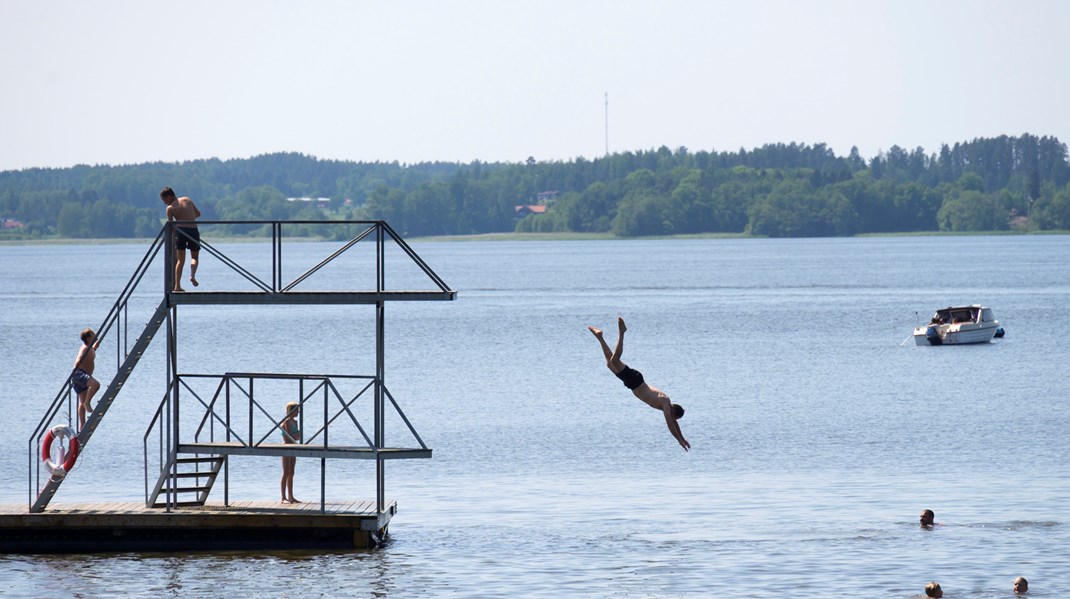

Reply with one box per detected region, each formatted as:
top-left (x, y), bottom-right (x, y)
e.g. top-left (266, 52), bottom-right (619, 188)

top-left (27, 220), bottom-right (456, 530)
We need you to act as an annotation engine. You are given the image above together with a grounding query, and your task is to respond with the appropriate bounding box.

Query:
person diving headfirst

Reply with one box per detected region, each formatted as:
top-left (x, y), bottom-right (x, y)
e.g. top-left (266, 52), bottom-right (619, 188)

top-left (589, 316), bottom-right (690, 451)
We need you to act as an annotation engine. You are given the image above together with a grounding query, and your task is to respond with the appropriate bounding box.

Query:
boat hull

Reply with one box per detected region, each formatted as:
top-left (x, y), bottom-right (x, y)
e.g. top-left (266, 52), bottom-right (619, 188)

top-left (913, 322), bottom-right (999, 346)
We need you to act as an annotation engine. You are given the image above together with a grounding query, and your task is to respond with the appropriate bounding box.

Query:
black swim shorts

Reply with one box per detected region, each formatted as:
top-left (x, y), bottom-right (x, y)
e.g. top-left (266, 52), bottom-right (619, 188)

top-left (615, 365), bottom-right (645, 390)
top-left (71, 368), bottom-right (91, 394)
top-left (175, 227), bottom-right (201, 252)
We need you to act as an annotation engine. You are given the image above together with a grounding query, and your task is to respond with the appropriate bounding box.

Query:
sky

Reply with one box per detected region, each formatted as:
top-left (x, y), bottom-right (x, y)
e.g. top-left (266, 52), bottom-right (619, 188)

top-left (1, 0), bottom-right (1067, 171)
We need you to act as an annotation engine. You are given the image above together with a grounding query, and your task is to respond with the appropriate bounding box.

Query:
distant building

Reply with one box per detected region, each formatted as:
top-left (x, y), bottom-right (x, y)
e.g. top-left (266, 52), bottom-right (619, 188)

top-left (536, 191), bottom-right (560, 203)
top-left (287, 197), bottom-right (332, 208)
top-left (2, 218), bottom-right (25, 229)
top-left (514, 205), bottom-right (547, 219)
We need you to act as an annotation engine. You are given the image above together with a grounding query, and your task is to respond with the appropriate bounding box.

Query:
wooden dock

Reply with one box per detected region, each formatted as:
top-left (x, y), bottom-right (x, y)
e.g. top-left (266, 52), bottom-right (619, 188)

top-left (0, 499), bottom-right (395, 553)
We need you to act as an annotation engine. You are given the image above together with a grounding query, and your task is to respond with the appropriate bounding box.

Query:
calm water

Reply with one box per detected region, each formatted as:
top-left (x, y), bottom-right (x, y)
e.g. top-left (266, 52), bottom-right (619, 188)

top-left (1, 235), bottom-right (1069, 598)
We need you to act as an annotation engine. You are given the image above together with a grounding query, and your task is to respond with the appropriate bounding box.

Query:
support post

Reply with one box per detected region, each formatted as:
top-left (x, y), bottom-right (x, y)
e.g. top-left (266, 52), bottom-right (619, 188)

top-left (322, 371), bottom-right (329, 513)
top-left (164, 306), bottom-right (175, 511)
top-left (225, 378), bottom-right (230, 507)
top-left (164, 222), bottom-right (173, 296)
top-left (375, 301), bottom-right (386, 514)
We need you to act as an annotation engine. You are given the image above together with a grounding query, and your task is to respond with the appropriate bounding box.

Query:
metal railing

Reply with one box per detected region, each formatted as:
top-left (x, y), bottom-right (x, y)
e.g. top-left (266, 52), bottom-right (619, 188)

top-left (144, 372), bottom-right (429, 509)
top-left (165, 219), bottom-right (453, 295)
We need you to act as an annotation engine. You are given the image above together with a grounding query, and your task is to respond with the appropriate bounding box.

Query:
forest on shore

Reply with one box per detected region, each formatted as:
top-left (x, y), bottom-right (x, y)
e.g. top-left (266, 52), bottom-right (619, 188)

top-left (2, 133), bottom-right (1069, 239)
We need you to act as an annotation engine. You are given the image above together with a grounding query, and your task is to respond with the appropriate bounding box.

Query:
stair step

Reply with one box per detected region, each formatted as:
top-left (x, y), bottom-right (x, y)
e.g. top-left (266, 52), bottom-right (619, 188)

top-left (164, 485), bottom-right (212, 494)
top-left (168, 471), bottom-right (218, 479)
top-left (151, 501), bottom-right (205, 508)
top-left (176, 457), bottom-right (224, 465)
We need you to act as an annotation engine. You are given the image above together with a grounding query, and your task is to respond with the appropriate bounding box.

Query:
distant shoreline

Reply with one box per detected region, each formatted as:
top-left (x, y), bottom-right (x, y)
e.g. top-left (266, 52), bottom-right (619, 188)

top-left (1, 229), bottom-right (1067, 246)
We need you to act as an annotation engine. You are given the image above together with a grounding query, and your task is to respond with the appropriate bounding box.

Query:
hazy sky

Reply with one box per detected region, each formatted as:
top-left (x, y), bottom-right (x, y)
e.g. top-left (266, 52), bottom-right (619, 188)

top-left (2, 1), bottom-right (1067, 171)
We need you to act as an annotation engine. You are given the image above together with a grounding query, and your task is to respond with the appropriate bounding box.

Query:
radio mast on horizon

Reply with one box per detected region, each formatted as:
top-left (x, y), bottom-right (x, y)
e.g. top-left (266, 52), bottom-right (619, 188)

top-left (604, 92), bottom-right (609, 157)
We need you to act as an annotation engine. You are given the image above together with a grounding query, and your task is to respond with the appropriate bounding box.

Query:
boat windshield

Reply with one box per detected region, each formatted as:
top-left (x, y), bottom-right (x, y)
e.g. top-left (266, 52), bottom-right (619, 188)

top-left (934, 308), bottom-right (976, 324)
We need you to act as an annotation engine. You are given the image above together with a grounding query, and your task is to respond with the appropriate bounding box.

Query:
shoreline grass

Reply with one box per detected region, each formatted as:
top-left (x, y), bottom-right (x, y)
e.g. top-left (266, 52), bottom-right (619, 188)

top-left (2, 229), bottom-right (1067, 246)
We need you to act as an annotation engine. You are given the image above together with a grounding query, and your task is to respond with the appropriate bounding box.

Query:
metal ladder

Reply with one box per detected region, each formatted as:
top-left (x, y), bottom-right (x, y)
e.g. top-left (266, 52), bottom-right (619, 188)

top-left (31, 299), bottom-right (170, 513)
top-left (148, 454), bottom-right (226, 508)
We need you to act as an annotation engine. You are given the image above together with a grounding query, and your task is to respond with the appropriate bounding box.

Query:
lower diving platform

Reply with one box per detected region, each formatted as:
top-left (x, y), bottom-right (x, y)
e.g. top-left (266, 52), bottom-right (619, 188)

top-left (179, 442), bottom-right (431, 460)
top-left (0, 499), bottom-right (396, 552)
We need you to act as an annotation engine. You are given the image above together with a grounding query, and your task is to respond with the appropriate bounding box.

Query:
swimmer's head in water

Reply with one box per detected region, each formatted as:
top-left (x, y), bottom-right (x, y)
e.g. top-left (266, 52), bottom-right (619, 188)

top-left (920, 509), bottom-right (935, 527)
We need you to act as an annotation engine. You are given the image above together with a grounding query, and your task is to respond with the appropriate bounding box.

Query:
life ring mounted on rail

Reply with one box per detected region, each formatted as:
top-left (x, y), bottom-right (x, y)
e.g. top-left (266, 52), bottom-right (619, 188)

top-left (41, 424), bottom-right (79, 478)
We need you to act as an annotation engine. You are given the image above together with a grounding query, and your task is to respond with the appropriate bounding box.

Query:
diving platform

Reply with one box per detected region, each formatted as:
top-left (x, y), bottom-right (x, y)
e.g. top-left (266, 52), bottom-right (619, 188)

top-left (0, 500), bottom-right (396, 552)
top-left (168, 290), bottom-right (456, 305)
top-left (177, 442), bottom-right (432, 460)
top-left (22, 220), bottom-right (454, 550)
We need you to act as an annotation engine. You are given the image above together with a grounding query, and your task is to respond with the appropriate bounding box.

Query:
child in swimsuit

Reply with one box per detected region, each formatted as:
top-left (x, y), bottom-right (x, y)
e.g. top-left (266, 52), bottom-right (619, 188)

top-left (72, 328), bottom-right (101, 431)
top-left (280, 401), bottom-right (301, 504)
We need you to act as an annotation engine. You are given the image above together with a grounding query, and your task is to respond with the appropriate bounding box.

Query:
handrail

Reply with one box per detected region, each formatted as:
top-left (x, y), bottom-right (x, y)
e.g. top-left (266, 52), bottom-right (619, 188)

top-left (152, 372), bottom-right (423, 453)
top-left (380, 221), bottom-right (452, 292)
top-left (142, 380), bottom-right (176, 505)
top-left (163, 220), bottom-right (455, 294)
top-left (29, 228), bottom-right (167, 508)
top-left (282, 224), bottom-right (377, 292)
top-left (309, 379), bottom-right (376, 447)
top-left (252, 379), bottom-right (328, 447)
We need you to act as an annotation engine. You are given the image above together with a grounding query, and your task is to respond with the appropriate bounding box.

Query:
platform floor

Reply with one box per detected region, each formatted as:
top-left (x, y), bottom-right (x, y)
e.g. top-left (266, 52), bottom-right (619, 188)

top-left (0, 499), bottom-right (395, 553)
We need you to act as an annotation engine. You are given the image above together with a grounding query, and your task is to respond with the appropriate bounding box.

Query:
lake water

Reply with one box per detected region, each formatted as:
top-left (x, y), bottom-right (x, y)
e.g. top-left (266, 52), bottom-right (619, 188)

top-left (1, 235), bottom-right (1069, 597)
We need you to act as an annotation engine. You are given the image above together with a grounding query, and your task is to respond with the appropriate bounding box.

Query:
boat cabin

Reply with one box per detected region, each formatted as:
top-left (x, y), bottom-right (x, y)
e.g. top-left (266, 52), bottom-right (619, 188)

top-left (929, 306), bottom-right (995, 326)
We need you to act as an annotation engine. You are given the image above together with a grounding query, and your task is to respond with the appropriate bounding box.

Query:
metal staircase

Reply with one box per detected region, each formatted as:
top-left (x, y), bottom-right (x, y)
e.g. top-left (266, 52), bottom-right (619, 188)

top-left (148, 454), bottom-right (226, 508)
top-left (27, 229), bottom-right (169, 513)
top-left (30, 300), bottom-right (169, 513)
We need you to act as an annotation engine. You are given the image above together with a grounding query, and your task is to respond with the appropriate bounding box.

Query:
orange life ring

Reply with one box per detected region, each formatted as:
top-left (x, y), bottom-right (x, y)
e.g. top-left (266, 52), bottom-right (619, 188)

top-left (41, 424), bottom-right (79, 477)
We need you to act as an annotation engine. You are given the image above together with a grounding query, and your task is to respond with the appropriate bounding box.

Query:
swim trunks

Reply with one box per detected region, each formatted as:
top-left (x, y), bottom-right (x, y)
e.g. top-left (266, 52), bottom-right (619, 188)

top-left (175, 227), bottom-right (201, 252)
top-left (71, 368), bottom-right (91, 394)
top-left (615, 365), bottom-right (645, 390)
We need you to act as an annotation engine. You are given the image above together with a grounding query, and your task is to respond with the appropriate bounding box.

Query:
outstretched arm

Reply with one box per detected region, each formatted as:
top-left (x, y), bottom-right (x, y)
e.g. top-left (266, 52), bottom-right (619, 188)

top-left (662, 405), bottom-right (690, 451)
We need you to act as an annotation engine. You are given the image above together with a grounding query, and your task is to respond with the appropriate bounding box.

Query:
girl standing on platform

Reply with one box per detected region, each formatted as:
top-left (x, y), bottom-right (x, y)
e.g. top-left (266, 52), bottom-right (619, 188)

top-left (280, 402), bottom-right (301, 504)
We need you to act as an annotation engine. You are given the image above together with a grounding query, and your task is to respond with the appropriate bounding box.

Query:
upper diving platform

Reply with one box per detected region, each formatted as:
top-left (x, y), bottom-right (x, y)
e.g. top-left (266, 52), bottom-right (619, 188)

top-left (163, 219), bottom-right (457, 305)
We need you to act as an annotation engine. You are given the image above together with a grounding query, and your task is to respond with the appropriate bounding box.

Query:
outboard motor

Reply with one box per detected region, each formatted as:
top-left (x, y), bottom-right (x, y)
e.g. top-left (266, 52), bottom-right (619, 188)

top-left (925, 326), bottom-right (943, 345)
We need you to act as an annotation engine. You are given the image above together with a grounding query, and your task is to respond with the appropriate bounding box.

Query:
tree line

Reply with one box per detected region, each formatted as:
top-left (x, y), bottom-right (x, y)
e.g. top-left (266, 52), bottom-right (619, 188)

top-left (2, 134), bottom-right (1068, 239)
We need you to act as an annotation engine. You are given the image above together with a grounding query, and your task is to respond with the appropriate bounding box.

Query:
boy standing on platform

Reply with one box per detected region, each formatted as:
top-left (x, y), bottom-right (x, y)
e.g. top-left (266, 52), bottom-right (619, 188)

top-left (159, 187), bottom-right (202, 292)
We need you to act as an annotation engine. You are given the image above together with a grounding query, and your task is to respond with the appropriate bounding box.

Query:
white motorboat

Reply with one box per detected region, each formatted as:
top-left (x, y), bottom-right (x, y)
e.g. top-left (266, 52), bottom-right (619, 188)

top-left (914, 305), bottom-right (1001, 346)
